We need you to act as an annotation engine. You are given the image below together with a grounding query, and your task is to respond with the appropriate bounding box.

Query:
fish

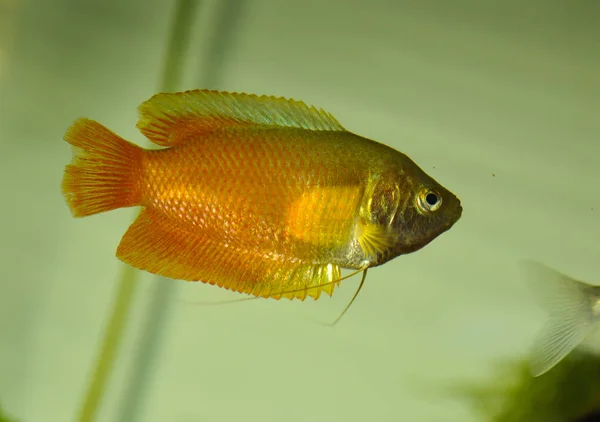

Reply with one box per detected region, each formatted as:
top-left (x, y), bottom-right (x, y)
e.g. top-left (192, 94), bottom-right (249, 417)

top-left (61, 89), bottom-right (462, 306)
top-left (519, 260), bottom-right (600, 376)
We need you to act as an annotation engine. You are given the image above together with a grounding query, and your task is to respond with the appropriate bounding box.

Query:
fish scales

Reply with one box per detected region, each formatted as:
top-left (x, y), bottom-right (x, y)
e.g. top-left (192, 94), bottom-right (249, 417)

top-left (61, 89), bottom-right (462, 302)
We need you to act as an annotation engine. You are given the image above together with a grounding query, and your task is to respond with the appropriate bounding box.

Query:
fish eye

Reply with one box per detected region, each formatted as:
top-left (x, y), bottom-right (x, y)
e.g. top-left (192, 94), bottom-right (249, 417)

top-left (426, 192), bottom-right (439, 206)
top-left (417, 189), bottom-right (442, 213)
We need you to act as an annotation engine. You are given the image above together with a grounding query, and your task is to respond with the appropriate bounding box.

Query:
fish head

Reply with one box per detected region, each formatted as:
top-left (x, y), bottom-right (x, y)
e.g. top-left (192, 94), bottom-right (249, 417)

top-left (372, 162), bottom-right (462, 260)
top-left (393, 179), bottom-right (462, 255)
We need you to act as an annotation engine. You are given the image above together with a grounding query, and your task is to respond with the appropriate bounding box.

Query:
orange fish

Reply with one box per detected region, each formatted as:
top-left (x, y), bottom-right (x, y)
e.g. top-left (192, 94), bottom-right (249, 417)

top-left (62, 89), bottom-right (462, 305)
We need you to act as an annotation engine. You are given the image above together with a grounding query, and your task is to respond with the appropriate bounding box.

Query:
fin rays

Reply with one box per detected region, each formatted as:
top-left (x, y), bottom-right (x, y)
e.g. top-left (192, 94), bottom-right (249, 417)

top-left (181, 265), bottom-right (371, 325)
top-left (356, 221), bottom-right (394, 259)
top-left (519, 259), bottom-right (598, 376)
top-left (530, 312), bottom-right (594, 377)
top-left (61, 118), bottom-right (143, 217)
top-left (137, 89), bottom-right (346, 147)
top-left (117, 209), bottom-right (345, 301)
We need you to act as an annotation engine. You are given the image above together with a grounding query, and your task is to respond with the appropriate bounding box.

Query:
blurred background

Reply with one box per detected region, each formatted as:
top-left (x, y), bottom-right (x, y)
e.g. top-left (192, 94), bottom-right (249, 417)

top-left (0, 0), bottom-right (599, 421)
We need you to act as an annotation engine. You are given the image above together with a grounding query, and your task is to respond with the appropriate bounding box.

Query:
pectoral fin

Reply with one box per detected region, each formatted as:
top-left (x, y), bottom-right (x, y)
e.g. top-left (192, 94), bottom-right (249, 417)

top-left (356, 220), bottom-right (395, 259)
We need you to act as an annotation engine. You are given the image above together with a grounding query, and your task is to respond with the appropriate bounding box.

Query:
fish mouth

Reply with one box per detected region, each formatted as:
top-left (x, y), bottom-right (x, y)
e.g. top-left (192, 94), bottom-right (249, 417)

top-left (445, 203), bottom-right (462, 229)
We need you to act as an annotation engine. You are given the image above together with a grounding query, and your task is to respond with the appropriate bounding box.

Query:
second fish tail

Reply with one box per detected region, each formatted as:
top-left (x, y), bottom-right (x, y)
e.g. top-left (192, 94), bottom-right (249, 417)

top-left (61, 117), bottom-right (144, 218)
top-left (519, 259), bottom-right (599, 377)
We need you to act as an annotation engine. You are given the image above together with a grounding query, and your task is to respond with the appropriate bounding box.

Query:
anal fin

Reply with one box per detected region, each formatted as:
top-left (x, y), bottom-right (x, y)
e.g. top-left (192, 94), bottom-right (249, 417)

top-left (116, 209), bottom-right (343, 301)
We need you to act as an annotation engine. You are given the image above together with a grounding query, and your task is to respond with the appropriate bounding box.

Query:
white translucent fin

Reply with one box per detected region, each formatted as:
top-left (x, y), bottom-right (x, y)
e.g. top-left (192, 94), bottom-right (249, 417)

top-left (518, 259), bottom-right (598, 377)
top-left (137, 89), bottom-right (346, 147)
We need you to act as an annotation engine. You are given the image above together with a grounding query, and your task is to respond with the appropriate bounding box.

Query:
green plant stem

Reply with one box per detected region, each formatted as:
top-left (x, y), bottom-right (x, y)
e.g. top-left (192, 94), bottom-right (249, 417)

top-left (76, 264), bottom-right (139, 422)
top-left (75, 1), bottom-right (200, 421)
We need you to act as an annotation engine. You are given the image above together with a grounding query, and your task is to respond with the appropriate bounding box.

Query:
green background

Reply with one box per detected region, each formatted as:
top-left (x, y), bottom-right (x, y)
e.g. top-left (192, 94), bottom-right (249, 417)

top-left (1, 0), bottom-right (599, 421)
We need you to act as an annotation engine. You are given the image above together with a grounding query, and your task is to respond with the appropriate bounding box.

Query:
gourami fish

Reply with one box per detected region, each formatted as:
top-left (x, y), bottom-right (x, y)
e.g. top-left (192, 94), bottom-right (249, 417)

top-left (62, 89), bottom-right (462, 306)
top-left (520, 260), bottom-right (600, 376)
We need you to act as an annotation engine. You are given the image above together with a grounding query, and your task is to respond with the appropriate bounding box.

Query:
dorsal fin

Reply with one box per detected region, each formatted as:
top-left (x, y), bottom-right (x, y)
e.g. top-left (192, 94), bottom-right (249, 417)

top-left (136, 89), bottom-right (346, 147)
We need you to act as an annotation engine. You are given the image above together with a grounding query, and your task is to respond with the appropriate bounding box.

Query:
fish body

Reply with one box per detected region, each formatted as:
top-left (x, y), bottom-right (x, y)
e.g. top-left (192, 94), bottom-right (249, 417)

top-left (520, 260), bottom-right (600, 376)
top-left (62, 90), bottom-right (462, 301)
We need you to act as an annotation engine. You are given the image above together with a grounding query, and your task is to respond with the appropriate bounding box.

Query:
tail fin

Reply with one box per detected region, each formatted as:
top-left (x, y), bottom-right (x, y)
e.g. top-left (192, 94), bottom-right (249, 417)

top-left (519, 259), bottom-right (598, 377)
top-left (61, 118), bottom-right (143, 217)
